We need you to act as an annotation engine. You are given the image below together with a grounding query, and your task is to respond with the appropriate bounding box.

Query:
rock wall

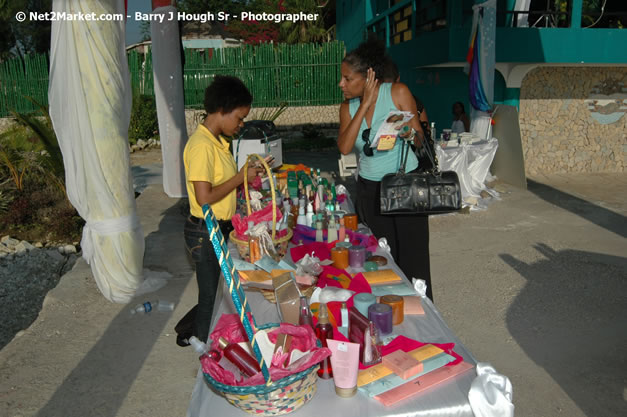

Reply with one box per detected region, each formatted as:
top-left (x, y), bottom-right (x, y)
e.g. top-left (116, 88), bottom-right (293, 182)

top-left (519, 67), bottom-right (626, 175)
top-left (184, 105), bottom-right (340, 136)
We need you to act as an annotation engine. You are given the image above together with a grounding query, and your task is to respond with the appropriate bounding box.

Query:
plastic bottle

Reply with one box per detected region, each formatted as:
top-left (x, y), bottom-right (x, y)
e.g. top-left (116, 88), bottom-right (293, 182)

top-left (338, 217), bottom-right (346, 242)
top-left (218, 337), bottom-right (261, 377)
top-left (305, 202), bottom-right (314, 227)
top-left (315, 221), bottom-right (324, 242)
top-left (315, 303), bottom-right (333, 379)
top-left (297, 206), bottom-right (307, 226)
top-left (130, 300), bottom-right (175, 314)
top-left (189, 336), bottom-right (222, 361)
top-left (327, 216), bottom-right (338, 243)
top-left (298, 296), bottom-right (314, 329)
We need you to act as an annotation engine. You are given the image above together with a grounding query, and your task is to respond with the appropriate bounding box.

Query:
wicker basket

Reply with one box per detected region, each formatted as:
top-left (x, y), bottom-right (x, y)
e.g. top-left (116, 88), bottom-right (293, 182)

top-left (203, 323), bottom-right (320, 416)
top-left (231, 153), bottom-right (292, 262)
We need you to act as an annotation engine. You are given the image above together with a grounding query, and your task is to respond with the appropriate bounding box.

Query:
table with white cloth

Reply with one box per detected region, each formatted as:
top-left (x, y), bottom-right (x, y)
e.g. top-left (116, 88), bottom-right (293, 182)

top-left (186, 239), bottom-right (479, 417)
top-left (435, 139), bottom-right (499, 203)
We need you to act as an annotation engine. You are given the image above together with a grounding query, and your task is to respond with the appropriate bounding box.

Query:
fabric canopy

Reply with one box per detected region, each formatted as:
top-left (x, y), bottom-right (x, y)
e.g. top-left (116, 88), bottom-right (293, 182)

top-left (49, 0), bottom-right (165, 303)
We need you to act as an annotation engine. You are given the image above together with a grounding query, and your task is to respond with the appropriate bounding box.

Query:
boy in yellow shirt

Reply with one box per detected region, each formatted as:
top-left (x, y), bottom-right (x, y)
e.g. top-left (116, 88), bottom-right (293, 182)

top-left (180, 76), bottom-right (261, 344)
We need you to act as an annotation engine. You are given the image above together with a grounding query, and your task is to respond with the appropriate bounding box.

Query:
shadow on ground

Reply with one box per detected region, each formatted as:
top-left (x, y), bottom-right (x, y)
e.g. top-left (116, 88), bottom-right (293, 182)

top-left (527, 179), bottom-right (627, 238)
top-left (501, 243), bottom-right (627, 417)
top-left (36, 199), bottom-right (191, 417)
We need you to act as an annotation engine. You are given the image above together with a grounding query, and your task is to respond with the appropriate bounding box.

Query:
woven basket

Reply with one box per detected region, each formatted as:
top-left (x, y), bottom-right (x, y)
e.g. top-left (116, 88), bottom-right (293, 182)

top-left (231, 153), bottom-right (292, 262)
top-left (203, 323), bottom-right (320, 416)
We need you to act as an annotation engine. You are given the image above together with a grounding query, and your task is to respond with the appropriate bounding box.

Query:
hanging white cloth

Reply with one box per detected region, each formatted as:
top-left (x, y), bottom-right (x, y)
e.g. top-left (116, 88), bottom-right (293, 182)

top-left (49, 0), bottom-right (166, 303)
top-left (468, 362), bottom-right (514, 417)
top-left (151, 5), bottom-right (188, 198)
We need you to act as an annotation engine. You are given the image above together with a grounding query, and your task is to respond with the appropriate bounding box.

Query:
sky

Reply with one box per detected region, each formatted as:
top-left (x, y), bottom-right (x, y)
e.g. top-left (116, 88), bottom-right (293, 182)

top-left (125, 0), bottom-right (152, 46)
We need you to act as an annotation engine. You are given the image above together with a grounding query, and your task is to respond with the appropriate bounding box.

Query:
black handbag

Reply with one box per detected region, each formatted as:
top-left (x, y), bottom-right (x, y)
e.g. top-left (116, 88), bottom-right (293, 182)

top-left (380, 133), bottom-right (462, 215)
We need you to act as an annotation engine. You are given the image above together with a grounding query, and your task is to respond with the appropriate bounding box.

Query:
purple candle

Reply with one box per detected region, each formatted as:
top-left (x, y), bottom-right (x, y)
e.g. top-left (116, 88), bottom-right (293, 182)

top-left (349, 245), bottom-right (366, 268)
top-left (368, 303), bottom-right (393, 336)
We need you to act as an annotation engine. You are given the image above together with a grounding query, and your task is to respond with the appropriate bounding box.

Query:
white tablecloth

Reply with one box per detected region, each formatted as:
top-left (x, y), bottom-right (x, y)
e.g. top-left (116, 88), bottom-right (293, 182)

top-left (186, 242), bottom-right (478, 417)
top-left (436, 139), bottom-right (499, 203)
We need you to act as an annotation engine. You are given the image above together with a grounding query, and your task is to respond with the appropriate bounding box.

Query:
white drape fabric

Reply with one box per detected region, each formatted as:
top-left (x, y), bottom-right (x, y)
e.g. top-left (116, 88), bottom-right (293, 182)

top-left (151, 5), bottom-right (188, 198)
top-left (436, 139), bottom-right (499, 202)
top-left (468, 363), bottom-right (514, 417)
top-left (49, 0), bottom-right (164, 303)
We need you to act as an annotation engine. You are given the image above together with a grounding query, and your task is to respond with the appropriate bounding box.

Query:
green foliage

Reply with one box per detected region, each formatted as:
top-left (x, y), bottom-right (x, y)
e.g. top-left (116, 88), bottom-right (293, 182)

top-left (10, 97), bottom-right (65, 193)
top-left (0, 124), bottom-right (43, 191)
top-left (129, 93), bottom-right (159, 143)
top-left (0, 0), bottom-right (52, 59)
top-left (279, 0), bottom-right (334, 44)
top-left (254, 102), bottom-right (289, 122)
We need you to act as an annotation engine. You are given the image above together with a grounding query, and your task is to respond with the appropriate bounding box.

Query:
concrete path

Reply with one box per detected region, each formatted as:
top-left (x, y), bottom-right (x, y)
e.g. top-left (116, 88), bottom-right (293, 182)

top-left (1, 154), bottom-right (625, 417)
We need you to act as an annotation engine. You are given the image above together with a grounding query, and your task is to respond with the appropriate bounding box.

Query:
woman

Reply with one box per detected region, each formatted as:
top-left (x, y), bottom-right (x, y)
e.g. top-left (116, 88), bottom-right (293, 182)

top-left (337, 38), bottom-right (434, 300)
top-left (452, 101), bottom-right (470, 133)
top-left (180, 75), bottom-right (262, 343)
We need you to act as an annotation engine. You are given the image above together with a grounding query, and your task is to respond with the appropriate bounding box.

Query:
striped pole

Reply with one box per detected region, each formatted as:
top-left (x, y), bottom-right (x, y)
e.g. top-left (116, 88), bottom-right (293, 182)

top-left (202, 204), bottom-right (272, 385)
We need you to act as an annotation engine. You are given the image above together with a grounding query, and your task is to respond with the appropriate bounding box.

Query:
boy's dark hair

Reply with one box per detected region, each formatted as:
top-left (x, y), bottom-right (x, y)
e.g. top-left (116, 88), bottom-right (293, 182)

top-left (204, 75), bottom-right (253, 114)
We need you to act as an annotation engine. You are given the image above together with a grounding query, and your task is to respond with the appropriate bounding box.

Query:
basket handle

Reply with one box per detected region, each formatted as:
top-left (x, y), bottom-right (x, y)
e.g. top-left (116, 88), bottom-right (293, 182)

top-left (243, 153), bottom-right (277, 240)
top-left (202, 203), bottom-right (273, 385)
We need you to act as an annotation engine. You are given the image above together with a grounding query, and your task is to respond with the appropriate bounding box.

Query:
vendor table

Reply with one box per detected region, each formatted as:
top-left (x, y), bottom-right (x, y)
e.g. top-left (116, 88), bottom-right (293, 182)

top-left (436, 139), bottom-right (498, 202)
top-left (187, 241), bottom-right (478, 417)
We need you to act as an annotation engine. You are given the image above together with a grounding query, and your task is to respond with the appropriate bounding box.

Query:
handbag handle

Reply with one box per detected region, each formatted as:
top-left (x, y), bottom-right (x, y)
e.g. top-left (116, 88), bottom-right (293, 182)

top-left (413, 128), bottom-right (440, 175)
top-left (397, 128), bottom-right (440, 175)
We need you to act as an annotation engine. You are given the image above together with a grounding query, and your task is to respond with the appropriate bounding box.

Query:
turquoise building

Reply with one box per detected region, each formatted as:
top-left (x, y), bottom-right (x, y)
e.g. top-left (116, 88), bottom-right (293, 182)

top-left (336, 0), bottom-right (627, 174)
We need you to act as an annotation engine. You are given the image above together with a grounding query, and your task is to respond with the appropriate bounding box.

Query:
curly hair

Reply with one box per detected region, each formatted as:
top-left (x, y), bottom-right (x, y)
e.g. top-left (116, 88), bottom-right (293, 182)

top-left (204, 75), bottom-right (253, 114)
top-left (343, 35), bottom-right (389, 81)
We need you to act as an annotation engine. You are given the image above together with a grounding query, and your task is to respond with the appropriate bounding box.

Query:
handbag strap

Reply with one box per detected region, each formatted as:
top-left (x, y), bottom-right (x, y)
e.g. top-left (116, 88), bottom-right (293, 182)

top-left (397, 129), bottom-right (440, 175)
top-left (415, 129), bottom-right (440, 175)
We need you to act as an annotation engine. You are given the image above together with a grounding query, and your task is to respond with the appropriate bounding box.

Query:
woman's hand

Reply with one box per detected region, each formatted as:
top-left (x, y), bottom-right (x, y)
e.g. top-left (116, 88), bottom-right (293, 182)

top-left (240, 164), bottom-right (264, 183)
top-left (362, 68), bottom-right (379, 110)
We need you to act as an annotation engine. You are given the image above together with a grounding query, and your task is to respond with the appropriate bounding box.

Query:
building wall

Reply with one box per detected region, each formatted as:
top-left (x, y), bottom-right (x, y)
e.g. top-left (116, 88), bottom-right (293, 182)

top-left (519, 67), bottom-right (626, 175)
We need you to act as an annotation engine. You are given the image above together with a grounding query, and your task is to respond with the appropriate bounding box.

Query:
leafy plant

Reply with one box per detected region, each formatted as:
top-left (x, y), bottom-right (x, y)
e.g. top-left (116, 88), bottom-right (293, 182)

top-left (0, 125), bottom-right (42, 191)
top-left (10, 96), bottom-right (66, 193)
top-left (129, 93), bottom-right (159, 144)
top-left (254, 102), bottom-right (289, 122)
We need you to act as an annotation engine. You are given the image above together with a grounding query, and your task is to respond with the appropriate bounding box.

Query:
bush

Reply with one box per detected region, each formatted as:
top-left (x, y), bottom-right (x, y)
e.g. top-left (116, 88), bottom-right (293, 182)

top-left (129, 94), bottom-right (159, 144)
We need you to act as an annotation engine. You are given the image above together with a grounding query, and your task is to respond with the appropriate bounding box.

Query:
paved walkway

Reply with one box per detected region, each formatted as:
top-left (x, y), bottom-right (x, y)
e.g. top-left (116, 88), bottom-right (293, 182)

top-left (1, 153), bottom-right (625, 417)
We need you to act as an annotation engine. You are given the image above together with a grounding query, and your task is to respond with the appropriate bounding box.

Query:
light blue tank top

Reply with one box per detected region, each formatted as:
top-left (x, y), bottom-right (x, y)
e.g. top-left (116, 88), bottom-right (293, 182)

top-left (348, 83), bottom-right (418, 181)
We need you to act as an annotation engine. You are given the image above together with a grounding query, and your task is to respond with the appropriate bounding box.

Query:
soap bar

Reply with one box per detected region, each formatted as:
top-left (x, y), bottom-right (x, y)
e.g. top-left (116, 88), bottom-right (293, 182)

top-left (359, 352), bottom-right (455, 397)
top-left (382, 350), bottom-right (423, 380)
top-left (374, 361), bottom-right (474, 406)
top-left (362, 270), bottom-right (403, 285)
top-left (357, 344), bottom-right (443, 387)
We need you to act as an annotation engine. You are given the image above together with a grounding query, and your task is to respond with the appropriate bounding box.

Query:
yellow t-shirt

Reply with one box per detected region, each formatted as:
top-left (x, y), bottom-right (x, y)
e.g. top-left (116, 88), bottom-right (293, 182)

top-left (184, 124), bottom-right (238, 220)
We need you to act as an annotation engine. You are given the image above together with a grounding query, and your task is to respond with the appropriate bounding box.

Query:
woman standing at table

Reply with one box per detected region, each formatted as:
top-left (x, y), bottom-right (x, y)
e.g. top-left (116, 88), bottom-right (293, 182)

top-left (452, 101), bottom-right (470, 133)
top-left (178, 76), bottom-right (262, 344)
top-left (337, 37), bottom-right (434, 300)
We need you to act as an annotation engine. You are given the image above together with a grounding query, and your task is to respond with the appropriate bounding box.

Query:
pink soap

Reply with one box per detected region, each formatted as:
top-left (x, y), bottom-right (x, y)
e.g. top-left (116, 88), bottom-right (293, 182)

top-left (374, 361), bottom-right (474, 406)
top-left (382, 350), bottom-right (423, 380)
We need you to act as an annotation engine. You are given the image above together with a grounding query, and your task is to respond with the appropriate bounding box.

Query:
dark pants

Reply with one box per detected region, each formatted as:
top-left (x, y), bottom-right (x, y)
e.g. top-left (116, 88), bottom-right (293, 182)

top-left (183, 215), bottom-right (233, 342)
top-left (356, 175), bottom-right (433, 301)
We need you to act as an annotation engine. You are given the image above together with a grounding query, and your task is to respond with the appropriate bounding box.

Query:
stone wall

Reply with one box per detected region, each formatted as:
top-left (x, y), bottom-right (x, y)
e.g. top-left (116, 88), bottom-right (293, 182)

top-left (184, 105), bottom-right (340, 136)
top-left (519, 67), bottom-right (626, 175)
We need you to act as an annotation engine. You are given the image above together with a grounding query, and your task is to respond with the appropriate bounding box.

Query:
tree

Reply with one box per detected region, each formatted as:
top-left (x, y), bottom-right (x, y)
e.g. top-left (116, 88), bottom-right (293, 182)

top-left (278, 0), bottom-right (334, 44)
top-left (0, 0), bottom-right (52, 60)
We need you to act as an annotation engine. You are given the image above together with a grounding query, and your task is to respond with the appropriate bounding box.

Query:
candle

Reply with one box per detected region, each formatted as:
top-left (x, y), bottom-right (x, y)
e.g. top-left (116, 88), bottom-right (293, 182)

top-left (353, 293), bottom-right (376, 317)
top-left (331, 247), bottom-right (349, 269)
top-left (380, 295), bottom-right (404, 325)
top-left (349, 245), bottom-right (366, 268)
top-left (344, 213), bottom-right (358, 231)
top-left (368, 303), bottom-right (393, 336)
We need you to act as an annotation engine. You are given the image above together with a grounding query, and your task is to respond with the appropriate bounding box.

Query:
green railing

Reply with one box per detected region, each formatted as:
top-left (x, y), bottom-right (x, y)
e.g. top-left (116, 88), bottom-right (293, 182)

top-left (1, 41), bottom-right (345, 117)
top-left (0, 53), bottom-right (49, 117)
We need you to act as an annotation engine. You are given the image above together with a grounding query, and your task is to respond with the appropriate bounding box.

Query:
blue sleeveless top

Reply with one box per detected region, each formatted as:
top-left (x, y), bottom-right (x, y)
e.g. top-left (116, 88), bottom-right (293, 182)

top-left (348, 83), bottom-right (418, 181)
